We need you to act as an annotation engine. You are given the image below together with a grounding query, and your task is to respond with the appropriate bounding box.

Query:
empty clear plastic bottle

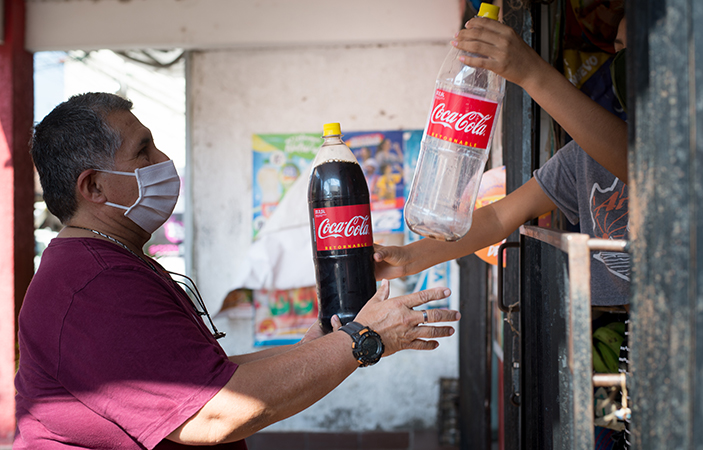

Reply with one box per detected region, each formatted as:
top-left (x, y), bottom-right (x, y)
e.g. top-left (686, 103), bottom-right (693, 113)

top-left (405, 3), bottom-right (506, 241)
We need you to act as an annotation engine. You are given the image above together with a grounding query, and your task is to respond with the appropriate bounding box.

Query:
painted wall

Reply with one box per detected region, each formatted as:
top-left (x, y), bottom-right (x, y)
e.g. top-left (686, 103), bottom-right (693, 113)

top-left (190, 42), bottom-right (460, 431)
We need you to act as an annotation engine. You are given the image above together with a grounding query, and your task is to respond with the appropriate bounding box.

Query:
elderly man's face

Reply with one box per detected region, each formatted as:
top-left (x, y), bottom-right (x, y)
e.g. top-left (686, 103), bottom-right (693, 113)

top-left (98, 110), bottom-right (170, 210)
top-left (109, 110), bottom-right (169, 171)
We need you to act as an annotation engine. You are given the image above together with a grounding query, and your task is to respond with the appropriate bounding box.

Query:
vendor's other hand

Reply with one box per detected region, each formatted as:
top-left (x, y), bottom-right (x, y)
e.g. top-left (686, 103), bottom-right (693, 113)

top-left (354, 280), bottom-right (460, 357)
top-left (373, 243), bottom-right (412, 280)
top-left (300, 315), bottom-right (342, 344)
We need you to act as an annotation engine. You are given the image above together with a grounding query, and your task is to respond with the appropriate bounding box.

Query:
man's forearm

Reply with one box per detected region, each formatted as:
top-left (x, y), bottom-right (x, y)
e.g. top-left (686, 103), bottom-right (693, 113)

top-left (228, 343), bottom-right (297, 365)
top-left (171, 330), bottom-right (357, 444)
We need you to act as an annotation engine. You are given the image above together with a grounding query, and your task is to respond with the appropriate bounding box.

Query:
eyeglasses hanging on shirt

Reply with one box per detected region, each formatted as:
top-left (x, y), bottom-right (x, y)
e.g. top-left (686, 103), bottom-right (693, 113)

top-left (65, 226), bottom-right (225, 340)
top-left (166, 271), bottom-right (227, 340)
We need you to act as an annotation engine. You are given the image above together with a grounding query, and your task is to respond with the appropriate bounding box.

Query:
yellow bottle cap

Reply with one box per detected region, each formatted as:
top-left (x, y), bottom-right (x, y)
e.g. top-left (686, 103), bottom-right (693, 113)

top-left (477, 3), bottom-right (500, 20)
top-left (323, 122), bottom-right (341, 136)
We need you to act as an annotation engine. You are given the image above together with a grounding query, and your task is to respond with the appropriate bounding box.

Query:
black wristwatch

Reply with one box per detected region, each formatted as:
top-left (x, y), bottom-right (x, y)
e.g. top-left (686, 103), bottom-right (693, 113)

top-left (339, 321), bottom-right (385, 367)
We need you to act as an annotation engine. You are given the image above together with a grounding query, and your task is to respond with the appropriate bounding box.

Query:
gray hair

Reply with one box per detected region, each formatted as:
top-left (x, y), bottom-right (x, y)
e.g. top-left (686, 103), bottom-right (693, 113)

top-left (30, 92), bottom-right (134, 223)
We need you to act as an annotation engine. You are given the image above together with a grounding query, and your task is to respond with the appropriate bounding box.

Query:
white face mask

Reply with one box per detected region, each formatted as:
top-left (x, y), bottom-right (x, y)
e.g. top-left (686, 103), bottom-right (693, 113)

top-left (99, 160), bottom-right (181, 234)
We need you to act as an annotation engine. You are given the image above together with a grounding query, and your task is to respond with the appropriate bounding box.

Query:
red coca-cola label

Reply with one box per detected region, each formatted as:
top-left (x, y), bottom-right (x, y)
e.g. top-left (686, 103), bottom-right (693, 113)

top-left (313, 204), bottom-right (373, 251)
top-left (426, 88), bottom-right (498, 149)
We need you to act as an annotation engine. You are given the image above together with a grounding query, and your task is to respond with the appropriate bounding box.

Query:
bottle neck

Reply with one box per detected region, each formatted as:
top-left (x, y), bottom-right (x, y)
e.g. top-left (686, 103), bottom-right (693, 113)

top-left (313, 134), bottom-right (357, 166)
top-left (322, 134), bottom-right (343, 146)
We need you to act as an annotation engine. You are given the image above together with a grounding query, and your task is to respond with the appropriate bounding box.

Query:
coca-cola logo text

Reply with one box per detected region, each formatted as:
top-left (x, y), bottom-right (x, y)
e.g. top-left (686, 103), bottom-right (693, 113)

top-left (430, 102), bottom-right (492, 137)
top-left (317, 215), bottom-right (370, 240)
top-left (426, 89), bottom-right (498, 150)
top-left (312, 204), bottom-right (373, 251)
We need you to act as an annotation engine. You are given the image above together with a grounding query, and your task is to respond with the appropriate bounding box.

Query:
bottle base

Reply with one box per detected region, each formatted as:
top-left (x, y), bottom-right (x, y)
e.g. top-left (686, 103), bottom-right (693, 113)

top-left (407, 221), bottom-right (466, 242)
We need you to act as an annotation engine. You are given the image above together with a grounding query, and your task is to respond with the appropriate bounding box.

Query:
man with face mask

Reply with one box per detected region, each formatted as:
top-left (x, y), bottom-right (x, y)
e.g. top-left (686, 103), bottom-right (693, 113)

top-left (15, 92), bottom-right (461, 449)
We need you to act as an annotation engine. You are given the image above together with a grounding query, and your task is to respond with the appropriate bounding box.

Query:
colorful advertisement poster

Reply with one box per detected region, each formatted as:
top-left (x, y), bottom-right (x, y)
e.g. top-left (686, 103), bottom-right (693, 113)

top-left (252, 133), bottom-right (321, 239)
top-left (254, 287), bottom-right (318, 346)
top-left (250, 129), bottom-right (449, 344)
top-left (344, 130), bottom-right (405, 235)
top-left (473, 165), bottom-right (506, 266)
top-left (252, 133), bottom-right (320, 345)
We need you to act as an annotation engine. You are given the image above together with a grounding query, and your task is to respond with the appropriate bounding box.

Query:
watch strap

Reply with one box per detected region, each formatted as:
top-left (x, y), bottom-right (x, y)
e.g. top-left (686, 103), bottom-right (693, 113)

top-left (339, 321), bottom-right (365, 336)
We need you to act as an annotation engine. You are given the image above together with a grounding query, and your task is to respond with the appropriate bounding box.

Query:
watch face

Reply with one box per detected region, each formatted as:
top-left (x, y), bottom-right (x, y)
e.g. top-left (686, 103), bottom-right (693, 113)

top-left (358, 332), bottom-right (384, 361)
top-left (341, 323), bottom-right (384, 367)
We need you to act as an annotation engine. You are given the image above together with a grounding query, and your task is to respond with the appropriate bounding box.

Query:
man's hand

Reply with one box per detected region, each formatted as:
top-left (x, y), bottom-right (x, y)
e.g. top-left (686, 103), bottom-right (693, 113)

top-left (354, 280), bottom-right (460, 357)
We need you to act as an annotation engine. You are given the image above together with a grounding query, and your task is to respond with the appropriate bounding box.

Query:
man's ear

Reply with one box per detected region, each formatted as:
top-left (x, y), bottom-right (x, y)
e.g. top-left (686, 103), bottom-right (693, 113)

top-left (76, 169), bottom-right (107, 204)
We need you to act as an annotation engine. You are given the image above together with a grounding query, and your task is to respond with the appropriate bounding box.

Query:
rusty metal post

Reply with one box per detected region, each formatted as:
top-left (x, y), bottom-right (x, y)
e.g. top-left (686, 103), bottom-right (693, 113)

top-left (628, 0), bottom-right (703, 447)
top-left (457, 254), bottom-right (491, 450)
top-left (520, 226), bottom-right (596, 450)
top-left (500, 3), bottom-right (539, 448)
top-left (564, 233), bottom-right (595, 450)
top-left (520, 226), bottom-right (628, 450)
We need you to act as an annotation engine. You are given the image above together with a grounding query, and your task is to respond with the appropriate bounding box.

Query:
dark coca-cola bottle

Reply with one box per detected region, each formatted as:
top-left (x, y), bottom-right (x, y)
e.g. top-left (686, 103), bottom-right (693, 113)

top-left (308, 122), bottom-right (377, 333)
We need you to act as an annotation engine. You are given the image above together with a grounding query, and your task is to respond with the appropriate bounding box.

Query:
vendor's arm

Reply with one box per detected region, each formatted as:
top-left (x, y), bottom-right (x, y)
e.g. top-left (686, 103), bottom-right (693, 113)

top-left (456, 17), bottom-right (628, 183)
top-left (374, 177), bottom-right (556, 279)
top-left (168, 281), bottom-right (459, 444)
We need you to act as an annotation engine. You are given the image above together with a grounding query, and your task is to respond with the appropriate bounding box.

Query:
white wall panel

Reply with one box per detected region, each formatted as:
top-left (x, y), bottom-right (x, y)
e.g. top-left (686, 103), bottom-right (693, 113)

top-left (26, 0), bottom-right (462, 51)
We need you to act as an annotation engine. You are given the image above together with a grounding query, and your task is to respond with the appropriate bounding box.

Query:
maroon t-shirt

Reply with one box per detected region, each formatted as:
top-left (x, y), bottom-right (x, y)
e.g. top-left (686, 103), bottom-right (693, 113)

top-left (14, 238), bottom-right (245, 449)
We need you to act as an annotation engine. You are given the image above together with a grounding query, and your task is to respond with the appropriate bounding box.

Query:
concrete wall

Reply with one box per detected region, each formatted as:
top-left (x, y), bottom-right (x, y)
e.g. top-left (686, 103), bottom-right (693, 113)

top-left (190, 41), bottom-right (460, 432)
top-left (188, 42), bottom-right (458, 430)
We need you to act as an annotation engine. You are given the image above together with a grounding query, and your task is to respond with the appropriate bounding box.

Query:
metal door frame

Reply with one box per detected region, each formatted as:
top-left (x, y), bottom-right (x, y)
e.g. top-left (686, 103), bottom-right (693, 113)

top-left (517, 226), bottom-right (628, 450)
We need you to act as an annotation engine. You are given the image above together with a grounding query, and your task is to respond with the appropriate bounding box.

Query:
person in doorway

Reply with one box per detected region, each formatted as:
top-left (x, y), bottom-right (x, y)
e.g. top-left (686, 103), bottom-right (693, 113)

top-left (457, 12), bottom-right (629, 183)
top-left (375, 15), bottom-right (630, 308)
top-left (15, 92), bottom-right (460, 449)
top-left (375, 14), bottom-right (630, 449)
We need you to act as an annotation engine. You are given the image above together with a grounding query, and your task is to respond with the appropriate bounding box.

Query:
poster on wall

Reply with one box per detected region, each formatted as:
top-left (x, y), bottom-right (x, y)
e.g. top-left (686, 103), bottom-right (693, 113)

top-left (343, 130), bottom-right (406, 236)
top-left (250, 129), bottom-right (451, 344)
top-left (252, 133), bottom-right (319, 345)
top-left (473, 165), bottom-right (506, 266)
top-left (253, 286), bottom-right (318, 346)
top-left (252, 133), bottom-right (321, 239)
